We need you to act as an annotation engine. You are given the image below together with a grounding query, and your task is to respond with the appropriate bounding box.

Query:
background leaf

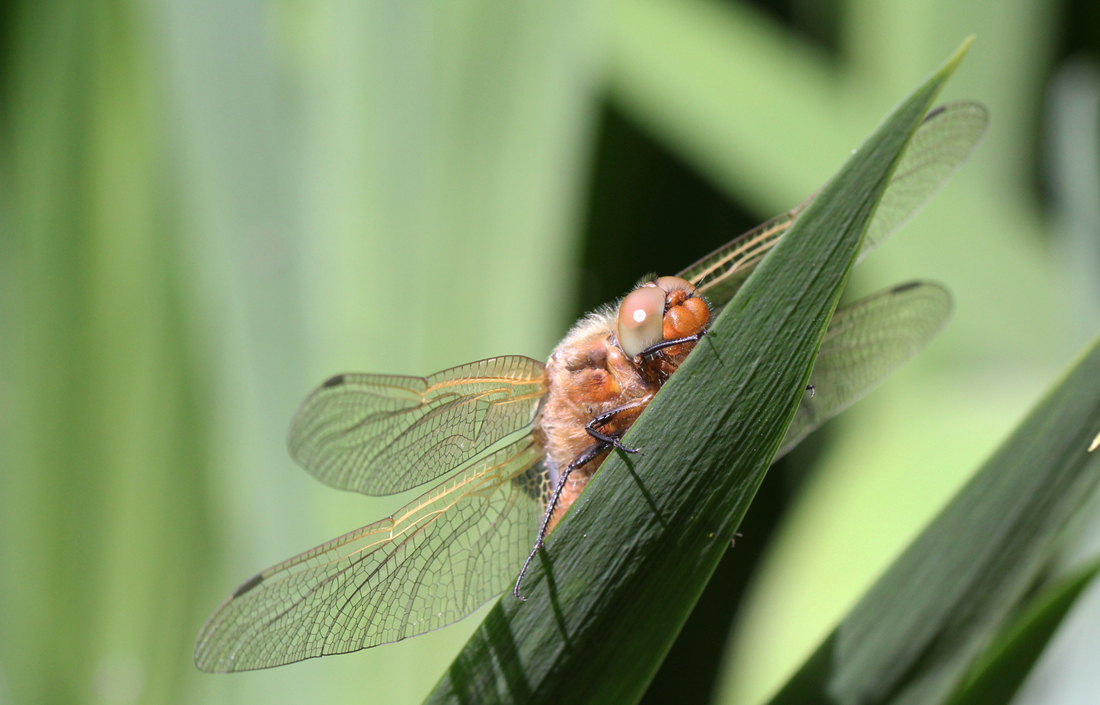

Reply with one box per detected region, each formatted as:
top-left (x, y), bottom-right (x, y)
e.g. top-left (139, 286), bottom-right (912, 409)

top-left (764, 331), bottom-right (1100, 705)
top-left (945, 557), bottom-right (1100, 705)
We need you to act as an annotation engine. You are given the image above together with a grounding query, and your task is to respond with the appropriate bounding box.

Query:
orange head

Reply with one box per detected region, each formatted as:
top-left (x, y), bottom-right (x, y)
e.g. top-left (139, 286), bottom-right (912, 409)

top-left (615, 276), bottom-right (710, 368)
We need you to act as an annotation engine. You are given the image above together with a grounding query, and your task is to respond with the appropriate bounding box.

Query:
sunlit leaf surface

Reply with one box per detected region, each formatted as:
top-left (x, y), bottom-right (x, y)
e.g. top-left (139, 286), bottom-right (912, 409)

top-left (422, 41), bottom-right (971, 705)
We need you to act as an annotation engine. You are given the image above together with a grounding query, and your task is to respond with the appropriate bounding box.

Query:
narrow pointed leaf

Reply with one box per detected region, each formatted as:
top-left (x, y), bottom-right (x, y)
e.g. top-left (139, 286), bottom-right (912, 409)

top-left (766, 335), bottom-right (1100, 705)
top-left (423, 40), bottom-right (973, 705)
top-left (944, 557), bottom-right (1100, 705)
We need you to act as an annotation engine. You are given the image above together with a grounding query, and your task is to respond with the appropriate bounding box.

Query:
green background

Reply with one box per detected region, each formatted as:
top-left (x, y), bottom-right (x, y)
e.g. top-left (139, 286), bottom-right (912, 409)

top-left (1, 1), bottom-right (1098, 704)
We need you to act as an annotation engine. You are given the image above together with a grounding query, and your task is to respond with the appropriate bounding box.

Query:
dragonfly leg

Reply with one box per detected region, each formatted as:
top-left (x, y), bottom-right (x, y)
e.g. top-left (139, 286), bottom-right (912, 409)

top-left (514, 447), bottom-right (601, 601)
top-left (637, 329), bottom-right (707, 359)
top-left (584, 400), bottom-right (649, 455)
top-left (514, 400), bottom-right (651, 599)
top-left (806, 384), bottom-right (815, 397)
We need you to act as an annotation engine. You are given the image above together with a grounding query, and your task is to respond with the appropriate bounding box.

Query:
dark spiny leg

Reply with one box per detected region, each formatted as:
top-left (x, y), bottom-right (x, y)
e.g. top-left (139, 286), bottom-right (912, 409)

top-left (637, 329), bottom-right (707, 359)
top-left (513, 445), bottom-right (605, 600)
top-left (806, 384), bottom-right (815, 397)
top-left (584, 401), bottom-right (649, 455)
top-left (585, 425), bottom-right (637, 453)
top-left (513, 399), bottom-right (652, 599)
top-left (585, 417), bottom-right (641, 455)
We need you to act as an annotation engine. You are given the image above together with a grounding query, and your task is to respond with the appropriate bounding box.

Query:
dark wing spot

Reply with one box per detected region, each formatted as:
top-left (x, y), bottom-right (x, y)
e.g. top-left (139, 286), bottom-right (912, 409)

top-left (890, 281), bottom-right (921, 294)
top-left (322, 374), bottom-right (346, 388)
top-left (233, 573), bottom-right (264, 598)
top-left (923, 105), bottom-right (946, 121)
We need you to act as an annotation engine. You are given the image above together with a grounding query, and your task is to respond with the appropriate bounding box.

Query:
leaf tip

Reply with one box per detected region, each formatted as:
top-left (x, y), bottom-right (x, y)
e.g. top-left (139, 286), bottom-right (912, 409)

top-left (938, 36), bottom-right (976, 79)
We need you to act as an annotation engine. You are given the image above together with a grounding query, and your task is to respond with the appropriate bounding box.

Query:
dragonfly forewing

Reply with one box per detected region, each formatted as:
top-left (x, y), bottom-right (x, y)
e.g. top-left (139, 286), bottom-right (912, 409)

top-left (680, 101), bottom-right (988, 310)
top-left (194, 436), bottom-right (548, 672)
top-left (288, 355), bottom-right (547, 496)
top-left (677, 211), bottom-right (797, 311)
top-left (860, 101), bottom-right (989, 257)
top-left (776, 281), bottom-right (953, 458)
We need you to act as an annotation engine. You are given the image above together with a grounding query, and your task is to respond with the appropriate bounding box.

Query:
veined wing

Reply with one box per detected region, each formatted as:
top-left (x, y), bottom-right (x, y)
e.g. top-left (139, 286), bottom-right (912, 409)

top-left (288, 355), bottom-right (547, 496)
top-left (194, 437), bottom-right (548, 672)
top-left (775, 281), bottom-right (952, 459)
top-left (680, 102), bottom-right (988, 308)
top-left (860, 102), bottom-right (988, 256)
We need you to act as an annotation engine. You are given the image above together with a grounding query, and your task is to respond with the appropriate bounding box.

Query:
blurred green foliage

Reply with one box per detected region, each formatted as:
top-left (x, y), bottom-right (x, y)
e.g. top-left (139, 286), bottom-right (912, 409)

top-left (0, 1), bottom-right (1097, 705)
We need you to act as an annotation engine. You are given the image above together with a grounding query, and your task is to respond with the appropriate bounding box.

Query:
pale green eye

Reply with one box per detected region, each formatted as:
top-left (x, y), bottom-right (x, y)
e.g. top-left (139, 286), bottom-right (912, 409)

top-left (616, 285), bottom-right (666, 358)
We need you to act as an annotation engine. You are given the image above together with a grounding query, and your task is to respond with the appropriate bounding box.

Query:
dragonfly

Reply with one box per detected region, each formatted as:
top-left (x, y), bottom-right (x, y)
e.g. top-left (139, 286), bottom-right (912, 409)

top-left (194, 101), bottom-right (988, 672)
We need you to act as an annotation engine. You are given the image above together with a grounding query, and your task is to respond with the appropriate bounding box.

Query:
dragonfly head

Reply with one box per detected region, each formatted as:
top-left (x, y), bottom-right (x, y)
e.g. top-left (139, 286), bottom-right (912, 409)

top-left (616, 276), bottom-right (710, 360)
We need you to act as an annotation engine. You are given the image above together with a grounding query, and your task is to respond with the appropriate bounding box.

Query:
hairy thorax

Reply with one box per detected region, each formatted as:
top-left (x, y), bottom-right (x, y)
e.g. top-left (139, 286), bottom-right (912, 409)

top-left (532, 276), bottom-right (709, 534)
top-left (536, 310), bottom-right (660, 529)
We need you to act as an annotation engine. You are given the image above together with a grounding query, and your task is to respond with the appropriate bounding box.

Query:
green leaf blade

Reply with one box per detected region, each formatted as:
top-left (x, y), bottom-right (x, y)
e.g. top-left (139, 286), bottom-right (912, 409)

top-left (945, 557), bottom-right (1100, 705)
top-left (766, 320), bottom-right (1100, 705)
top-left (424, 39), bottom-right (972, 705)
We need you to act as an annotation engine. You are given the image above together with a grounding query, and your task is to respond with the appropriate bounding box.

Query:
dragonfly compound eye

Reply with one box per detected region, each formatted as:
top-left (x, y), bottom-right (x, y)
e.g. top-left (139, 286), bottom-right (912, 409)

top-left (663, 294), bottom-right (709, 340)
top-left (652, 275), bottom-right (696, 295)
top-left (651, 276), bottom-right (709, 341)
top-left (617, 285), bottom-right (666, 358)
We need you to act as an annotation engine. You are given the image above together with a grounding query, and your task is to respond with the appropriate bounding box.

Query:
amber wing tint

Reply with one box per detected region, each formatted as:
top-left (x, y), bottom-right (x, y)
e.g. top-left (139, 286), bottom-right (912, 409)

top-left (194, 437), bottom-right (548, 672)
top-left (775, 281), bottom-right (953, 457)
top-left (679, 101), bottom-right (989, 309)
top-left (288, 355), bottom-right (547, 496)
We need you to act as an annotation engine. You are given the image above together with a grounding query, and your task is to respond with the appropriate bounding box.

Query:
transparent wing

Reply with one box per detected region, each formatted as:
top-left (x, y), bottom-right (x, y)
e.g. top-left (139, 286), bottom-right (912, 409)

top-left (774, 281), bottom-right (952, 459)
top-left (194, 437), bottom-right (549, 672)
top-left (288, 355), bottom-right (548, 496)
top-left (678, 210), bottom-right (797, 314)
top-left (860, 101), bottom-right (989, 255)
top-left (679, 101), bottom-right (988, 309)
